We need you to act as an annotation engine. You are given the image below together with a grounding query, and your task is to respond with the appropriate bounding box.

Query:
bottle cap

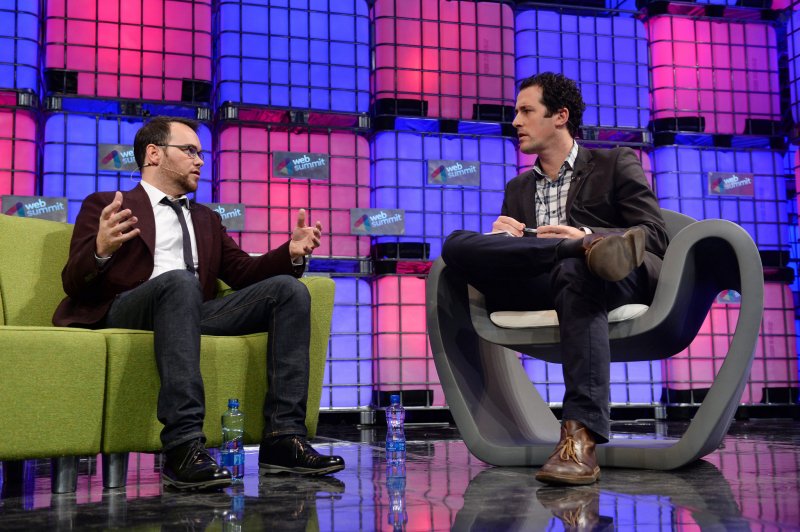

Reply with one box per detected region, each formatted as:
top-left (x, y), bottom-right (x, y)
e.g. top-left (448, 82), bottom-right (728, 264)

top-left (228, 398), bottom-right (239, 408)
top-left (390, 394), bottom-right (401, 405)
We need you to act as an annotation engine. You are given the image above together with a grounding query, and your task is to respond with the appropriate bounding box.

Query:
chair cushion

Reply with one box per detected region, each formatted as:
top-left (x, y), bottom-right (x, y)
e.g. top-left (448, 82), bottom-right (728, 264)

top-left (490, 304), bottom-right (649, 329)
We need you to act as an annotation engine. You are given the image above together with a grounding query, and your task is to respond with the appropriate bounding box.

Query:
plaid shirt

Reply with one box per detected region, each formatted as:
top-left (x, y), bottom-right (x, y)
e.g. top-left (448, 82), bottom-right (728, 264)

top-left (532, 141), bottom-right (579, 227)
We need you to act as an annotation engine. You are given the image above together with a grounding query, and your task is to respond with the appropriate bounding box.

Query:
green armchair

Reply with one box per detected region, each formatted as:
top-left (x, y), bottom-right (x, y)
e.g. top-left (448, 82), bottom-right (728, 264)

top-left (0, 214), bottom-right (334, 491)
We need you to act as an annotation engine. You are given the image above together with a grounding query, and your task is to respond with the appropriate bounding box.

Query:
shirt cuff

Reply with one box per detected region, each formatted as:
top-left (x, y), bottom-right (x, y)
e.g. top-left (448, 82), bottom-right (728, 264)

top-left (94, 253), bottom-right (112, 268)
top-left (581, 227), bottom-right (593, 235)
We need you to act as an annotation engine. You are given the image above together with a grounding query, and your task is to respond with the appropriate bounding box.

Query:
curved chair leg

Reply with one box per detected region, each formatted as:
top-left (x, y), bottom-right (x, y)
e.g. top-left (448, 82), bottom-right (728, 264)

top-left (427, 261), bottom-right (561, 466)
top-left (51, 456), bottom-right (79, 494)
top-left (103, 453), bottom-right (129, 489)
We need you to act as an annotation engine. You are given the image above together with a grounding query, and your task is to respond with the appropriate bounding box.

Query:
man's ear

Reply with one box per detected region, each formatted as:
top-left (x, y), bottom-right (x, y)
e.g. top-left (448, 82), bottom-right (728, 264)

top-left (555, 107), bottom-right (570, 127)
top-left (145, 144), bottom-right (160, 166)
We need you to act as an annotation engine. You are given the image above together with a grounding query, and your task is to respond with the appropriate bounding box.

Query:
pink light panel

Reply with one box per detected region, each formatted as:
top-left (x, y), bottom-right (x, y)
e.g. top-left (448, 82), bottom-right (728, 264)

top-left (648, 15), bottom-right (780, 135)
top-left (216, 125), bottom-right (371, 258)
top-left (372, 0), bottom-right (515, 120)
top-left (0, 102), bottom-right (37, 197)
top-left (45, 0), bottom-right (212, 101)
top-left (372, 275), bottom-right (443, 407)
top-left (662, 283), bottom-right (798, 404)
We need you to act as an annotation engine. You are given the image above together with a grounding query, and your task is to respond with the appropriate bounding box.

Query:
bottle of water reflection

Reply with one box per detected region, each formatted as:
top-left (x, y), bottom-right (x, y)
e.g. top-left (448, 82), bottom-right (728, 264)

top-left (221, 398), bottom-right (245, 483)
top-left (385, 394), bottom-right (406, 476)
top-left (387, 473), bottom-right (408, 531)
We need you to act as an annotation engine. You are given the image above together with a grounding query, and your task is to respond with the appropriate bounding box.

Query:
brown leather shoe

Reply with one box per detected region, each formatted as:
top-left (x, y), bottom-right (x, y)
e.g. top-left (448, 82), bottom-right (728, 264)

top-left (536, 486), bottom-right (609, 531)
top-left (535, 420), bottom-right (600, 486)
top-left (583, 227), bottom-right (645, 282)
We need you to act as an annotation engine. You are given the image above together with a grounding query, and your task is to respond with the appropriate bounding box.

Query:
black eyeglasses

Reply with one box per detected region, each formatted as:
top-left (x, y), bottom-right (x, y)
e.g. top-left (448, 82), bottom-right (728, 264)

top-left (158, 144), bottom-right (204, 161)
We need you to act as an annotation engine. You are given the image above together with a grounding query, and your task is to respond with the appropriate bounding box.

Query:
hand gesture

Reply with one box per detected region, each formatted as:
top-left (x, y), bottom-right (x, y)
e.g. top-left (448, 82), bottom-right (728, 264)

top-left (289, 209), bottom-right (323, 259)
top-left (96, 191), bottom-right (140, 257)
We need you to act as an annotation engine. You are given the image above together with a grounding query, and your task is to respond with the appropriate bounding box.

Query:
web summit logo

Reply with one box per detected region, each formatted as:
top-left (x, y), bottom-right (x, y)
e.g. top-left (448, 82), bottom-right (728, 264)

top-left (709, 172), bottom-right (754, 196)
top-left (427, 159), bottom-right (481, 186)
top-left (431, 162), bottom-right (477, 183)
top-left (276, 154), bottom-right (327, 177)
top-left (213, 205), bottom-right (243, 220)
top-left (100, 145), bottom-right (136, 170)
top-left (4, 198), bottom-right (66, 219)
top-left (351, 209), bottom-right (405, 235)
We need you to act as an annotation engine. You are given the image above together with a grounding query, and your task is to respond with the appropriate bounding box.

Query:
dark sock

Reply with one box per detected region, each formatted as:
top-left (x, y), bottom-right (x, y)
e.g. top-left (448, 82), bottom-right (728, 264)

top-left (556, 237), bottom-right (585, 261)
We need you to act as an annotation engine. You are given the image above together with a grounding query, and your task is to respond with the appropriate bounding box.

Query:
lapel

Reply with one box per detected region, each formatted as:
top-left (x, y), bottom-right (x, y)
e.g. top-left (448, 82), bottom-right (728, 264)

top-left (565, 145), bottom-right (594, 216)
top-left (521, 169), bottom-right (538, 226)
top-left (189, 200), bottom-right (211, 284)
top-left (123, 184), bottom-right (156, 256)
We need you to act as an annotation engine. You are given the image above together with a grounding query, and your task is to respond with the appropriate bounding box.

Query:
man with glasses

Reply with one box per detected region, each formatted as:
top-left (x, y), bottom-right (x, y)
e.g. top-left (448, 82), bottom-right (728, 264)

top-left (53, 116), bottom-right (345, 491)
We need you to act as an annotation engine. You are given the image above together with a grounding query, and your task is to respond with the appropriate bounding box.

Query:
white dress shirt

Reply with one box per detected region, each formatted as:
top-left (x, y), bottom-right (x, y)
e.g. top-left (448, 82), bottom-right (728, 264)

top-left (140, 180), bottom-right (199, 280)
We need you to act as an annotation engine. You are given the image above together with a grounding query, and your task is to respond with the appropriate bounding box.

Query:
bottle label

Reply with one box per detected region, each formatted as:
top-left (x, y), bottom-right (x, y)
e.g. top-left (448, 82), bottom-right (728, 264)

top-left (221, 450), bottom-right (245, 467)
top-left (386, 440), bottom-right (406, 452)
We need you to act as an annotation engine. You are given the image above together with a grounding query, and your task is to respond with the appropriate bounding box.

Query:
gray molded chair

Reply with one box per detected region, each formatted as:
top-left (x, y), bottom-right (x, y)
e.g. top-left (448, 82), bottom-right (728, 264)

top-left (426, 210), bottom-right (764, 470)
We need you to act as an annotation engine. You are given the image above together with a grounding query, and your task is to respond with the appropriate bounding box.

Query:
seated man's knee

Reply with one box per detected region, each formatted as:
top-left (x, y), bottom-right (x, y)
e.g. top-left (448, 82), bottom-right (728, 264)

top-left (442, 230), bottom-right (473, 266)
top-left (271, 275), bottom-right (311, 309)
top-left (155, 270), bottom-right (202, 299)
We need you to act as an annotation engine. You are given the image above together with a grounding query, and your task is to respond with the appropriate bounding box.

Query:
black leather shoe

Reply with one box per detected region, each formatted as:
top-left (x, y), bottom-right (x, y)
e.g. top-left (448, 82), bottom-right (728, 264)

top-left (162, 439), bottom-right (233, 491)
top-left (258, 435), bottom-right (345, 476)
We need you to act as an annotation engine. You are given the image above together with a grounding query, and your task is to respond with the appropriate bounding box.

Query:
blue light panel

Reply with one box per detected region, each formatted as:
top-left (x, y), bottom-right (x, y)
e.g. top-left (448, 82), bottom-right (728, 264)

top-left (216, 0), bottom-right (370, 112)
top-left (43, 113), bottom-right (213, 222)
top-left (516, 9), bottom-right (650, 129)
top-left (0, 0), bottom-right (39, 92)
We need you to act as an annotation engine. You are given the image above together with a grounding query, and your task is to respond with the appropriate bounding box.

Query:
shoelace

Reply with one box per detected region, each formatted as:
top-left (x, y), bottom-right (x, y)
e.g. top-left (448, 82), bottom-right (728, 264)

top-left (562, 509), bottom-right (581, 527)
top-left (179, 440), bottom-right (213, 469)
top-left (558, 436), bottom-right (583, 465)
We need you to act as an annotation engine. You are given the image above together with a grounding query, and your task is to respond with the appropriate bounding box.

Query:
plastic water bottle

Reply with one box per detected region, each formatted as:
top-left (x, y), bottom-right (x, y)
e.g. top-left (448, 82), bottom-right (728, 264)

top-left (223, 493), bottom-right (245, 532)
top-left (386, 474), bottom-right (408, 531)
top-left (221, 398), bottom-right (245, 483)
top-left (385, 394), bottom-right (406, 477)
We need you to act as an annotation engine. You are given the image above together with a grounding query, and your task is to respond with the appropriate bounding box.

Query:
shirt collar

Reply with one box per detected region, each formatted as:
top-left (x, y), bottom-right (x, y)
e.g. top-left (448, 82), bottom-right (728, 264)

top-left (140, 180), bottom-right (191, 210)
top-left (532, 140), bottom-right (579, 181)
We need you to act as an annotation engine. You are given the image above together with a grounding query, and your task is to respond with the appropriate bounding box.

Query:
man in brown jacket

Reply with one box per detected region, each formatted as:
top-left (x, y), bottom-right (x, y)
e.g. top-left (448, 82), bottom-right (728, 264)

top-left (53, 117), bottom-right (344, 490)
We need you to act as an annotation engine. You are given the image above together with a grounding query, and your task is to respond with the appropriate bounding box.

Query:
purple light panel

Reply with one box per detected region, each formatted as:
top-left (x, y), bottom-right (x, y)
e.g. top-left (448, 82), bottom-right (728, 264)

top-left (371, 0), bottom-right (515, 120)
top-left (216, 123), bottom-right (371, 258)
top-left (371, 124), bottom-right (517, 259)
top-left (662, 283), bottom-right (798, 404)
top-left (42, 112), bottom-right (212, 222)
top-left (215, 0), bottom-right (370, 113)
top-left (0, 0), bottom-right (39, 93)
top-left (45, 0), bottom-right (212, 101)
top-left (653, 145), bottom-right (789, 252)
top-left (372, 274), bottom-right (441, 407)
top-left (519, 356), bottom-right (663, 406)
top-left (516, 9), bottom-right (650, 129)
top-left (321, 276), bottom-right (372, 409)
top-left (0, 95), bottom-right (37, 197)
top-left (648, 15), bottom-right (780, 135)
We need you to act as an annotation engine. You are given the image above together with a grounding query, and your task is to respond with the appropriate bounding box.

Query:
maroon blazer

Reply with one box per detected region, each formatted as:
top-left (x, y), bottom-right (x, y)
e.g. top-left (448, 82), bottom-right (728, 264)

top-left (501, 146), bottom-right (669, 298)
top-left (53, 184), bottom-right (302, 327)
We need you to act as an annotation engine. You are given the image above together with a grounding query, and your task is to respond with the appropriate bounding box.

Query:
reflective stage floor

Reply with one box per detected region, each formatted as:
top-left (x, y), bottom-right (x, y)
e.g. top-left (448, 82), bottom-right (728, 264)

top-left (1, 419), bottom-right (798, 530)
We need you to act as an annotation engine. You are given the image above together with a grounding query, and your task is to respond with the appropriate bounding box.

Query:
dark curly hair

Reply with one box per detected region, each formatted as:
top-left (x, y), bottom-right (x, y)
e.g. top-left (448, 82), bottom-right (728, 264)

top-left (518, 73), bottom-right (585, 138)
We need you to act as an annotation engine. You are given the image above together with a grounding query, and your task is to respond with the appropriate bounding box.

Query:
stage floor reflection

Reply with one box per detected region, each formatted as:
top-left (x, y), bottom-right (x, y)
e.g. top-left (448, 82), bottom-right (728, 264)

top-left (1, 419), bottom-right (798, 530)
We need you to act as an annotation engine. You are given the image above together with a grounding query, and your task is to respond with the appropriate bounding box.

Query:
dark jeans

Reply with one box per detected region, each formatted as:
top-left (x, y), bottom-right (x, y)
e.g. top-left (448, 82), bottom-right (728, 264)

top-left (105, 270), bottom-right (311, 450)
top-left (441, 230), bottom-right (652, 442)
